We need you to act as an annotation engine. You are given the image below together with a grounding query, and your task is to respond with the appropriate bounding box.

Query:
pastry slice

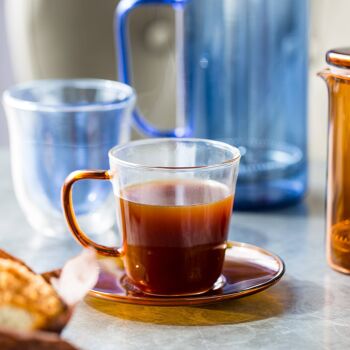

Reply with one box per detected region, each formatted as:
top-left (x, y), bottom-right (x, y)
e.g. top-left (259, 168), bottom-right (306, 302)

top-left (0, 258), bottom-right (64, 331)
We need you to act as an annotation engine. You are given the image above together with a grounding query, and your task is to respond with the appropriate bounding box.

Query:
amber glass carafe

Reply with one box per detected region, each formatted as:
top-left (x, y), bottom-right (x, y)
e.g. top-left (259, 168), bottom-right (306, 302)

top-left (319, 48), bottom-right (350, 274)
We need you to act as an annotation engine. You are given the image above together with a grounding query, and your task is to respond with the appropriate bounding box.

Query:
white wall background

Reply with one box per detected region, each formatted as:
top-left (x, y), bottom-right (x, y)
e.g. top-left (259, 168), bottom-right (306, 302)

top-left (0, 0), bottom-right (349, 162)
top-left (0, 0), bottom-right (13, 146)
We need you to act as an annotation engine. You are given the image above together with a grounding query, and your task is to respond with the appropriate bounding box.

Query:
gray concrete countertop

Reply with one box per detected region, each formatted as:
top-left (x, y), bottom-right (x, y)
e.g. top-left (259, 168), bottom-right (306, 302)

top-left (0, 148), bottom-right (349, 350)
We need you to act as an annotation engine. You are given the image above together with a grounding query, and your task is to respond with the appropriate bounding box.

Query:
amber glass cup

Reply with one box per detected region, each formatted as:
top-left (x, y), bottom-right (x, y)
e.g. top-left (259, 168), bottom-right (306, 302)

top-left (62, 138), bottom-right (240, 296)
top-left (319, 48), bottom-right (350, 274)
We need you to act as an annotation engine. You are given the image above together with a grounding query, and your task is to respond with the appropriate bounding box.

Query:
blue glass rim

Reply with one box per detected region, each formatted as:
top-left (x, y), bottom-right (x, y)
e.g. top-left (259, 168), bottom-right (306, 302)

top-left (2, 78), bottom-right (136, 113)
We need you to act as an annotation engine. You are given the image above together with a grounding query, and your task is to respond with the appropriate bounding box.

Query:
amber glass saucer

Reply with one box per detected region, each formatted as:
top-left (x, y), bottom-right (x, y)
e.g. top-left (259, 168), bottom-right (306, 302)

top-left (89, 241), bottom-right (285, 306)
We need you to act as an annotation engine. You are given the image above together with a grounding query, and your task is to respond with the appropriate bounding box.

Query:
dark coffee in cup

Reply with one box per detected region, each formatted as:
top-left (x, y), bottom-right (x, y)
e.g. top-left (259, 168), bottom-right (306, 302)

top-left (118, 179), bottom-right (233, 296)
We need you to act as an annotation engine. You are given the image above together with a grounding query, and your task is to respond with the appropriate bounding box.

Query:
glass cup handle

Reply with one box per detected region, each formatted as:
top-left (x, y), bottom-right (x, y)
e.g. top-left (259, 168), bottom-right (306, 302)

top-left (61, 170), bottom-right (121, 257)
top-left (115, 0), bottom-right (191, 137)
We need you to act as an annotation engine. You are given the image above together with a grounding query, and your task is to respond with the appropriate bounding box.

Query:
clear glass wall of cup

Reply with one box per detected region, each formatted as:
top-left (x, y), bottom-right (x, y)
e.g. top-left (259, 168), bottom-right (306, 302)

top-left (319, 48), bottom-right (350, 274)
top-left (116, 0), bottom-right (308, 210)
top-left (62, 138), bottom-right (240, 296)
top-left (3, 79), bottom-right (135, 238)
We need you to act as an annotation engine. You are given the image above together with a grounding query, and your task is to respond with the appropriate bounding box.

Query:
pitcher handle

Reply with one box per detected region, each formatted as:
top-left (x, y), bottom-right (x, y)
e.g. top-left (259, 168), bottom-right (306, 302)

top-left (115, 0), bottom-right (190, 137)
top-left (62, 170), bottom-right (121, 257)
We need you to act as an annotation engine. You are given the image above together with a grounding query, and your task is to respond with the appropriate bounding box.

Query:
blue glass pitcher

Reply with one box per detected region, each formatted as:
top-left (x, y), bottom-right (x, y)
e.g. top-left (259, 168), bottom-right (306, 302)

top-left (116, 0), bottom-right (308, 210)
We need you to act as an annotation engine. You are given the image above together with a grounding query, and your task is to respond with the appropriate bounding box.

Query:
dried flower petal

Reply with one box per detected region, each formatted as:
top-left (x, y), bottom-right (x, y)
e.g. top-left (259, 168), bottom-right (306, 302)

top-left (51, 249), bottom-right (99, 306)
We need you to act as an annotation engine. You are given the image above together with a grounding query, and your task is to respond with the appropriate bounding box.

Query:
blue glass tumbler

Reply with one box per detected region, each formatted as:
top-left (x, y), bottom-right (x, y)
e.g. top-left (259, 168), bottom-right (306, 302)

top-left (3, 79), bottom-right (135, 237)
top-left (116, 0), bottom-right (309, 210)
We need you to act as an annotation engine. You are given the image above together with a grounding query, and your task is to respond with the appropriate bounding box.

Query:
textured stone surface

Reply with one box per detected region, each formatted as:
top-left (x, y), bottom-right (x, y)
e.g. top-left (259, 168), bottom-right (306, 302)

top-left (0, 149), bottom-right (349, 349)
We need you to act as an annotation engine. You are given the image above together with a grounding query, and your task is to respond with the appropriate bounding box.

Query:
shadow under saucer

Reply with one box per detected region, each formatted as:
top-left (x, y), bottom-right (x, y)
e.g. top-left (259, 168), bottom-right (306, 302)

top-left (85, 276), bottom-right (326, 326)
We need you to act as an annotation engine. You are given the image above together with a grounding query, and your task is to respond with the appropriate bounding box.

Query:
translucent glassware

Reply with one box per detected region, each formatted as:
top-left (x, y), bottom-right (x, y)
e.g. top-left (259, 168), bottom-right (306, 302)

top-left (319, 48), bottom-right (350, 274)
top-left (62, 138), bottom-right (240, 295)
top-left (116, 0), bottom-right (309, 210)
top-left (3, 79), bottom-right (135, 238)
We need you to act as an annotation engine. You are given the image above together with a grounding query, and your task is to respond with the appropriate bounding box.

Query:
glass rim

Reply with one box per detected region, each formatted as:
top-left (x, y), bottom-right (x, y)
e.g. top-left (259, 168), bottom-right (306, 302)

top-left (109, 138), bottom-right (241, 171)
top-left (2, 78), bottom-right (136, 112)
top-left (319, 67), bottom-right (350, 81)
